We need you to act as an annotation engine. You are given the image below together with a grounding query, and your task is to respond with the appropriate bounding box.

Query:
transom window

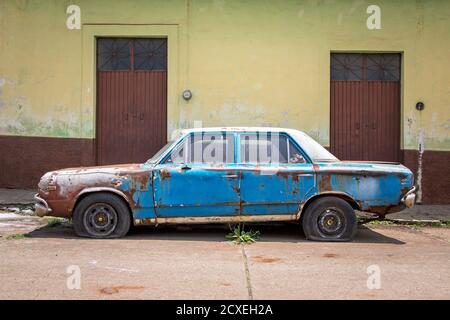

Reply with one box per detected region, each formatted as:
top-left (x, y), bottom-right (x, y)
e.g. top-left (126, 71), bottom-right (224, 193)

top-left (331, 53), bottom-right (400, 81)
top-left (239, 133), bottom-right (306, 164)
top-left (165, 133), bottom-right (234, 164)
top-left (97, 38), bottom-right (167, 71)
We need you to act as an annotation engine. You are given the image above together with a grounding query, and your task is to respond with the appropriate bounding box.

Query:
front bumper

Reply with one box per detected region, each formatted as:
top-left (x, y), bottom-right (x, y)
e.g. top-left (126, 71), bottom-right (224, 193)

top-left (34, 194), bottom-right (52, 217)
top-left (401, 186), bottom-right (417, 208)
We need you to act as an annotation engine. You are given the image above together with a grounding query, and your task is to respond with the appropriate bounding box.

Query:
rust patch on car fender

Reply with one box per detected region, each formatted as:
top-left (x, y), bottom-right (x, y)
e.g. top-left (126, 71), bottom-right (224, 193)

top-left (38, 163), bottom-right (149, 216)
top-left (159, 169), bottom-right (171, 180)
top-left (366, 203), bottom-right (405, 217)
top-left (319, 174), bottom-right (332, 191)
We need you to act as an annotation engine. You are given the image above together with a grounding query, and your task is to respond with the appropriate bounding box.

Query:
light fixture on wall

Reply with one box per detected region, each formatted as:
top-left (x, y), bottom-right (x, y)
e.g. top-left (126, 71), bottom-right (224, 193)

top-left (182, 89), bottom-right (192, 101)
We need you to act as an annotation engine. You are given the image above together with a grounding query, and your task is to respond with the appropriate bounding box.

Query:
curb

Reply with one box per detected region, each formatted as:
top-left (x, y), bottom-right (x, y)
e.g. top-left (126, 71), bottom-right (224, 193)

top-left (388, 219), bottom-right (443, 227)
top-left (0, 204), bottom-right (35, 216)
top-left (359, 217), bottom-right (448, 227)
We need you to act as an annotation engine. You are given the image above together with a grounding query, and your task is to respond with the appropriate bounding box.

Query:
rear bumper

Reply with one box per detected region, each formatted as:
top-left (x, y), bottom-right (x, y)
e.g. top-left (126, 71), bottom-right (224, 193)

top-left (34, 194), bottom-right (52, 217)
top-left (401, 186), bottom-right (416, 208)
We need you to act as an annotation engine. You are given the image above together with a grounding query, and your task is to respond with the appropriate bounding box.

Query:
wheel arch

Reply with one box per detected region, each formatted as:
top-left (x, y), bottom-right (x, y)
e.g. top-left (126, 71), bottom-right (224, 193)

top-left (72, 188), bottom-right (134, 220)
top-left (298, 192), bottom-right (361, 222)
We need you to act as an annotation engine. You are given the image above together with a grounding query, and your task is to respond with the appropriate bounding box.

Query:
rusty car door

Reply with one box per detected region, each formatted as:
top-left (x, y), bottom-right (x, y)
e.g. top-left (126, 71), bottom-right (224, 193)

top-left (237, 132), bottom-right (315, 216)
top-left (152, 132), bottom-right (241, 218)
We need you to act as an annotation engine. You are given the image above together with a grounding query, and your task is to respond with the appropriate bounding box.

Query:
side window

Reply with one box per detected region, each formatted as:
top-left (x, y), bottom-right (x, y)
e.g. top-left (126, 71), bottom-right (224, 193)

top-left (164, 133), bottom-right (234, 164)
top-left (239, 133), bottom-right (306, 164)
top-left (288, 141), bottom-right (306, 163)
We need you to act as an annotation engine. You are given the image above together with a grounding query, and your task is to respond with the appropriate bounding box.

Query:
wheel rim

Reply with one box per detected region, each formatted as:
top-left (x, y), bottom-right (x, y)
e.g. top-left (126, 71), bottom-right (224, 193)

top-left (317, 207), bottom-right (346, 236)
top-left (83, 203), bottom-right (118, 237)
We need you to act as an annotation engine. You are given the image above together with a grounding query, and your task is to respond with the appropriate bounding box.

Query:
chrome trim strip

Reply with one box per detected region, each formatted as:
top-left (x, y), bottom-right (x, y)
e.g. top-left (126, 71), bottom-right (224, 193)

top-left (134, 214), bottom-right (297, 226)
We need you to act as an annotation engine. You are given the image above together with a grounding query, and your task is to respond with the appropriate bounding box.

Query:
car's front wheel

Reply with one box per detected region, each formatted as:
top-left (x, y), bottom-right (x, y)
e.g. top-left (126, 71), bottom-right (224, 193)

top-left (73, 193), bottom-right (131, 238)
top-left (301, 196), bottom-right (357, 241)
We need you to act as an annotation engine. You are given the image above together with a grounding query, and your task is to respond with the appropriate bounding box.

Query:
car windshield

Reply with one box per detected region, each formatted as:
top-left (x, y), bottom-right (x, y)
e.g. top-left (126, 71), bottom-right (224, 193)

top-left (147, 141), bottom-right (176, 164)
top-left (292, 131), bottom-right (339, 162)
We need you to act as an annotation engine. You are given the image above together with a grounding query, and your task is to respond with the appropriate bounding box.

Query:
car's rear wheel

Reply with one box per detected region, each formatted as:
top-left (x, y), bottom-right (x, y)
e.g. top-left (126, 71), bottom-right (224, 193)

top-left (73, 193), bottom-right (131, 238)
top-left (301, 196), bottom-right (357, 241)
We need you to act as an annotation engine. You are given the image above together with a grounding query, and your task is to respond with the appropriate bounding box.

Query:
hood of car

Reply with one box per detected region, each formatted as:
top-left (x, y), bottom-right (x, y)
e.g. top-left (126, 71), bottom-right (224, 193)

top-left (44, 163), bottom-right (146, 176)
top-left (38, 163), bottom-right (152, 195)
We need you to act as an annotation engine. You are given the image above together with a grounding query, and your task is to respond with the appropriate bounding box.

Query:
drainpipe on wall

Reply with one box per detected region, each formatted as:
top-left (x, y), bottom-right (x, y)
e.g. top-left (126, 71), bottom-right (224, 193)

top-left (416, 128), bottom-right (425, 204)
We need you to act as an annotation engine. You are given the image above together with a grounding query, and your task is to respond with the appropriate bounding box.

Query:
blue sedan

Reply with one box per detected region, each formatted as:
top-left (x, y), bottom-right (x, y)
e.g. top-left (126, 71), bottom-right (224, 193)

top-left (35, 127), bottom-right (416, 241)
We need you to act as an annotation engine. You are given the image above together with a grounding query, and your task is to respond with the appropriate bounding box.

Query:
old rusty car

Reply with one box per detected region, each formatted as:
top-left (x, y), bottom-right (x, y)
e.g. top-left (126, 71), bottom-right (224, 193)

top-left (35, 127), bottom-right (416, 241)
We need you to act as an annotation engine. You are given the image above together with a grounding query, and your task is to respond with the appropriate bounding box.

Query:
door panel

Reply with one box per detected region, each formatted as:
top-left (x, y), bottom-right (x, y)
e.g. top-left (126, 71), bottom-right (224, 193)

top-left (239, 165), bottom-right (315, 215)
top-left (238, 133), bottom-right (315, 216)
top-left (153, 165), bottom-right (240, 217)
top-left (330, 53), bottom-right (401, 162)
top-left (97, 71), bottom-right (134, 164)
top-left (330, 81), bottom-right (365, 160)
top-left (96, 38), bottom-right (167, 165)
top-left (365, 81), bottom-right (400, 161)
top-left (133, 71), bottom-right (167, 162)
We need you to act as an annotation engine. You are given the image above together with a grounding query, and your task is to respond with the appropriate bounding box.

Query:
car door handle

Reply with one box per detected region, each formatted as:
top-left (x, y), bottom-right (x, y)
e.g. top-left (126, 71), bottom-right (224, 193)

top-left (223, 174), bottom-right (239, 178)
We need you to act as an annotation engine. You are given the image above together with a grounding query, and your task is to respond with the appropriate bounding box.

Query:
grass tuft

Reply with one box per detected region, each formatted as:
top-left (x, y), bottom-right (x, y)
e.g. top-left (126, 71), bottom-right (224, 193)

top-left (6, 233), bottom-right (29, 240)
top-left (45, 218), bottom-right (63, 228)
top-left (226, 224), bottom-right (260, 244)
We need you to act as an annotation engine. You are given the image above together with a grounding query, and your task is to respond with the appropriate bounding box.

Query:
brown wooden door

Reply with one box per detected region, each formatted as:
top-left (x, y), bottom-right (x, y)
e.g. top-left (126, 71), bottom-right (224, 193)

top-left (330, 53), bottom-right (401, 162)
top-left (96, 38), bottom-right (167, 165)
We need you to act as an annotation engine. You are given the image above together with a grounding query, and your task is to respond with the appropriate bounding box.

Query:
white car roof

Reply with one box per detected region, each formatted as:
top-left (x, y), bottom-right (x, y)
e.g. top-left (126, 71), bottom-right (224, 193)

top-left (180, 127), bottom-right (305, 135)
top-left (159, 127), bottom-right (338, 163)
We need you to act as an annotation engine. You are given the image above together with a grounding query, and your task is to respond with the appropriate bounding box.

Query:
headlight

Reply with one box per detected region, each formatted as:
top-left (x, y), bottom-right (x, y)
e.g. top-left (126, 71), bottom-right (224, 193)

top-left (38, 172), bottom-right (57, 191)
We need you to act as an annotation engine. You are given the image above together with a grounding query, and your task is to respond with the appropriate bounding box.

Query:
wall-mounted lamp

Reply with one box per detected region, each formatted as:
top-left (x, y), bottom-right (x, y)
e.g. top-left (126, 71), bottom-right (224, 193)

top-left (182, 89), bottom-right (192, 101)
top-left (416, 101), bottom-right (425, 111)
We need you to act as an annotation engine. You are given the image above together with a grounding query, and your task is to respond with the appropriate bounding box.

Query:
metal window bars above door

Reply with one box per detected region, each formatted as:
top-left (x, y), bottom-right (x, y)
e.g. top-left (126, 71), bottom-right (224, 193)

top-left (97, 38), bottom-right (167, 71)
top-left (331, 53), bottom-right (400, 81)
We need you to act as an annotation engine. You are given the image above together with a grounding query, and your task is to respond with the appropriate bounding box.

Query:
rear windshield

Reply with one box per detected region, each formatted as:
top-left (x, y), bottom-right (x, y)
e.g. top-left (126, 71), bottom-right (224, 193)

top-left (291, 131), bottom-right (339, 162)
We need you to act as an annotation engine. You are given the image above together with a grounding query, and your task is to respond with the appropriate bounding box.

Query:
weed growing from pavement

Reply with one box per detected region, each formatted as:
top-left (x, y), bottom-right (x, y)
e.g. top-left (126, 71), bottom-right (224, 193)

top-left (358, 216), bottom-right (450, 229)
top-left (226, 224), bottom-right (260, 244)
top-left (357, 216), bottom-right (396, 225)
top-left (366, 219), bottom-right (397, 226)
top-left (441, 220), bottom-right (450, 227)
top-left (45, 218), bottom-right (63, 228)
top-left (44, 217), bottom-right (71, 228)
top-left (6, 233), bottom-right (30, 240)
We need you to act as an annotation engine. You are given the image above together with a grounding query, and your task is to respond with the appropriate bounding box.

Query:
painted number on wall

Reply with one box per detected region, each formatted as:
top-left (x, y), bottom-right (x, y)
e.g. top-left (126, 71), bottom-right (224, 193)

top-left (66, 5), bottom-right (81, 30)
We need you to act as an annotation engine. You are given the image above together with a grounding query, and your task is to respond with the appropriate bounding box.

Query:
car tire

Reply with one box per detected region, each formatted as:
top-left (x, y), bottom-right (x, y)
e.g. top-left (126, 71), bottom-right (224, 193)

top-left (73, 193), bottom-right (131, 239)
top-left (301, 196), bottom-right (357, 242)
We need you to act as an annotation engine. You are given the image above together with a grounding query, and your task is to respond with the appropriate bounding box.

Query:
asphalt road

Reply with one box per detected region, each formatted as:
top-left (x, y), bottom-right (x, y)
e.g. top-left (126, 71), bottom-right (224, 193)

top-left (0, 214), bottom-right (449, 299)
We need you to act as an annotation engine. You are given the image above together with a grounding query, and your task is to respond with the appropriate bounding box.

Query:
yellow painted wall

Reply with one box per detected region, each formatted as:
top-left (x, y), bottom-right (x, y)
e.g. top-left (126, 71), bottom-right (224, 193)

top-left (0, 0), bottom-right (449, 151)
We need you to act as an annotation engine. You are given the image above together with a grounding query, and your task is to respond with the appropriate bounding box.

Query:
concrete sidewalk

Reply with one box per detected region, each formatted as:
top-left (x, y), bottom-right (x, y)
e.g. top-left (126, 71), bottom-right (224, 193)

top-left (0, 188), bottom-right (449, 221)
top-left (0, 188), bottom-right (35, 205)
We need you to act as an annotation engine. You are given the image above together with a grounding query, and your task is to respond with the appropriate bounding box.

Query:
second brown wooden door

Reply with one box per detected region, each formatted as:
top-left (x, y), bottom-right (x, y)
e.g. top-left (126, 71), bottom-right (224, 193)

top-left (330, 53), bottom-right (401, 162)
